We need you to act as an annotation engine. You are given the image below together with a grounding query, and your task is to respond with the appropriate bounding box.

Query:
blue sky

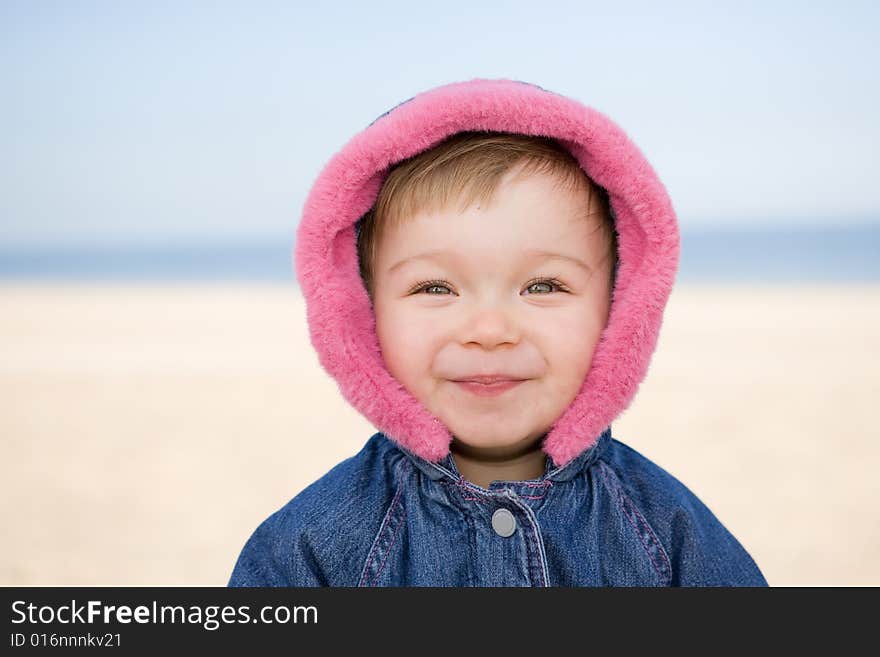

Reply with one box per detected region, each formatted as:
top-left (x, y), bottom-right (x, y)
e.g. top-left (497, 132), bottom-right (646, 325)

top-left (2, 0), bottom-right (878, 247)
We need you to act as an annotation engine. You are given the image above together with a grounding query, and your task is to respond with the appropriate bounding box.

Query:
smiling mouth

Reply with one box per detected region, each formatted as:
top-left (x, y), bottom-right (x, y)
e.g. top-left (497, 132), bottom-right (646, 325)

top-left (452, 379), bottom-right (526, 397)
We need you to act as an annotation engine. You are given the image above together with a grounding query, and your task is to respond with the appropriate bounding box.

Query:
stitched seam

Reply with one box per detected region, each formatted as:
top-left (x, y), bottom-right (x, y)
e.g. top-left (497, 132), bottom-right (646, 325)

top-left (437, 480), bottom-right (551, 501)
top-left (598, 461), bottom-right (671, 583)
top-left (618, 488), bottom-right (670, 581)
top-left (372, 505), bottom-right (406, 586)
top-left (358, 485), bottom-right (403, 587)
top-left (599, 463), bottom-right (664, 579)
top-left (506, 492), bottom-right (550, 586)
top-left (622, 488), bottom-right (673, 579)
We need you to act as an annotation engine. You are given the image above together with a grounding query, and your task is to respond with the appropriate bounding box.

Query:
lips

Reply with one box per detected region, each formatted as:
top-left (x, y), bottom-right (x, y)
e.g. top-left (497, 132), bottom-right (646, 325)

top-left (452, 378), bottom-right (526, 397)
top-left (454, 375), bottom-right (525, 384)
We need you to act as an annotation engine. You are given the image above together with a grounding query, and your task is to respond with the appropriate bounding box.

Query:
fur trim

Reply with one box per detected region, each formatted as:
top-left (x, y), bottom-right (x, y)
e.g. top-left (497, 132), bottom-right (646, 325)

top-left (294, 78), bottom-right (679, 468)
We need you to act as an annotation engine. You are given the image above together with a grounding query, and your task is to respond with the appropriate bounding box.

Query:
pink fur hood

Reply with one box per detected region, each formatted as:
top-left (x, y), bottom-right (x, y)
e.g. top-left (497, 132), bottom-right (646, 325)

top-left (293, 78), bottom-right (680, 469)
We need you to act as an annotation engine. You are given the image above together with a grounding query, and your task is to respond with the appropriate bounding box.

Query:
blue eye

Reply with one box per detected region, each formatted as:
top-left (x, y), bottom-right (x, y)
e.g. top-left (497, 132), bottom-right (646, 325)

top-left (527, 282), bottom-right (550, 293)
top-left (525, 279), bottom-right (568, 294)
top-left (409, 280), bottom-right (452, 295)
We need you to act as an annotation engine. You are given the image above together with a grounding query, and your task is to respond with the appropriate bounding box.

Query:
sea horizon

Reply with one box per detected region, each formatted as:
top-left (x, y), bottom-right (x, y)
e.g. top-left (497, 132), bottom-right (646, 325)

top-left (1, 221), bottom-right (878, 283)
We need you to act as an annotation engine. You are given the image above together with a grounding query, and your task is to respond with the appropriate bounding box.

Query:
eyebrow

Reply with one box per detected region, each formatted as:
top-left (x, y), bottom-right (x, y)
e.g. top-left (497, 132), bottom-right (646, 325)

top-left (386, 248), bottom-right (593, 274)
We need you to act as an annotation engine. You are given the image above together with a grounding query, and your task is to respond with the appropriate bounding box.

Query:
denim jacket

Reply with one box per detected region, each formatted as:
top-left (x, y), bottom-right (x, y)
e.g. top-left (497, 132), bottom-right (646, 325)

top-left (228, 78), bottom-right (768, 586)
top-left (228, 427), bottom-right (767, 586)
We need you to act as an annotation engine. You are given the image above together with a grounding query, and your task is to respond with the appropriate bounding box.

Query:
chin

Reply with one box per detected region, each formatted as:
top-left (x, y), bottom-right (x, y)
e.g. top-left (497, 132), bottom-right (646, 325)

top-left (449, 424), bottom-right (541, 452)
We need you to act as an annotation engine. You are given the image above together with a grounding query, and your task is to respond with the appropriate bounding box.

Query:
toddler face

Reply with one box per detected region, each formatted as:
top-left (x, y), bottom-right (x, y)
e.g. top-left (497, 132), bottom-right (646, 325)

top-left (372, 166), bottom-right (613, 458)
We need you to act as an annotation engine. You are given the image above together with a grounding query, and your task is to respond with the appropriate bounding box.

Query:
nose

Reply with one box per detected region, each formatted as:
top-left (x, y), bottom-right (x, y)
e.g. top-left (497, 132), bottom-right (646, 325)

top-left (459, 303), bottom-right (520, 348)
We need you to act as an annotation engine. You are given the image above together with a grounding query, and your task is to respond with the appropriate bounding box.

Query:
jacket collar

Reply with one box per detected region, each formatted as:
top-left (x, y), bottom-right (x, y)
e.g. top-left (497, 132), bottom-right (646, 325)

top-left (396, 426), bottom-right (612, 487)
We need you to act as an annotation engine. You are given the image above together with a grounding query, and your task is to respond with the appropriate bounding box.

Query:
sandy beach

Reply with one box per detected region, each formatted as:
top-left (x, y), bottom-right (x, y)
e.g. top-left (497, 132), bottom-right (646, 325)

top-left (1, 281), bottom-right (878, 586)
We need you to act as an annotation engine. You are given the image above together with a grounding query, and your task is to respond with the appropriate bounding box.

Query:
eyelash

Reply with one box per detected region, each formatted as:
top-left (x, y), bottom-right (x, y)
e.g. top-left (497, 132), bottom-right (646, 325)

top-left (407, 276), bottom-right (571, 296)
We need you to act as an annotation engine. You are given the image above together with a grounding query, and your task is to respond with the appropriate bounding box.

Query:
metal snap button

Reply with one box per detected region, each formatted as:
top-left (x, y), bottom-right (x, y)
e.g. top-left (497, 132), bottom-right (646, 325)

top-left (491, 508), bottom-right (516, 537)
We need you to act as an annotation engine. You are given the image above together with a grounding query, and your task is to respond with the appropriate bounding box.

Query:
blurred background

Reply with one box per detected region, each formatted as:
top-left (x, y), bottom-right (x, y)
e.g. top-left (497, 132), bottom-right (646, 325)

top-left (2, 0), bottom-right (878, 586)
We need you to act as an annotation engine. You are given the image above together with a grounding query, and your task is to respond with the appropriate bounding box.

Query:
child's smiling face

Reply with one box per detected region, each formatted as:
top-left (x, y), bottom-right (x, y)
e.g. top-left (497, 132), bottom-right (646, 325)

top-left (372, 165), bottom-right (613, 459)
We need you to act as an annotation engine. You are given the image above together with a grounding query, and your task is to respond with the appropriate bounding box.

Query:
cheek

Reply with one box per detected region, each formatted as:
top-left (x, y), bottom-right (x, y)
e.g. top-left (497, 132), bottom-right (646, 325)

top-left (375, 306), bottom-right (435, 382)
top-left (538, 307), bottom-right (606, 375)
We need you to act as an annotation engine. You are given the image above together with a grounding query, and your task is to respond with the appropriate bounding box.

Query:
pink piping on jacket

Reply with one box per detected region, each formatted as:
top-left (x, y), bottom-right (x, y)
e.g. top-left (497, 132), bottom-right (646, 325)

top-left (294, 78), bottom-right (679, 468)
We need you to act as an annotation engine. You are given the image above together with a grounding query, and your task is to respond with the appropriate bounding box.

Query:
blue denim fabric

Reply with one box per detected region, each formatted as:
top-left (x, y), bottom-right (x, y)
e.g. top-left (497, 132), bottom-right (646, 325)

top-left (228, 427), bottom-right (768, 587)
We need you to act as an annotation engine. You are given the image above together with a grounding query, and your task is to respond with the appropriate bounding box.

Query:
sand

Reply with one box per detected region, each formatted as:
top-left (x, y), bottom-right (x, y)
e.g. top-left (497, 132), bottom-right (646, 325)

top-left (1, 281), bottom-right (878, 586)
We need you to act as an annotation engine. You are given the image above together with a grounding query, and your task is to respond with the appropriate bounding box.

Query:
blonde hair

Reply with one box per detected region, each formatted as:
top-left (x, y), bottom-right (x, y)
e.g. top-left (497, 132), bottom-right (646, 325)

top-left (356, 130), bottom-right (618, 301)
